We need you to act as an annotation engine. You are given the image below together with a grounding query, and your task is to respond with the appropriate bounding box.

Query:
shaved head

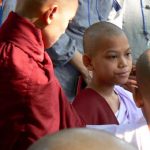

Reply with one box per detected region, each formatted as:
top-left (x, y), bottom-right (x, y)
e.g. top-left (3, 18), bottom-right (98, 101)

top-left (28, 128), bottom-right (137, 150)
top-left (16, 0), bottom-right (78, 17)
top-left (18, 0), bottom-right (77, 7)
top-left (136, 49), bottom-right (150, 98)
top-left (83, 21), bottom-right (126, 56)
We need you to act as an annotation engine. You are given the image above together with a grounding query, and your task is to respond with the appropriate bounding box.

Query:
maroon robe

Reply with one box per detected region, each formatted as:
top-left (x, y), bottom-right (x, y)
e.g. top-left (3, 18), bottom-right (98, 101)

top-left (73, 88), bottom-right (119, 125)
top-left (0, 12), bottom-right (85, 150)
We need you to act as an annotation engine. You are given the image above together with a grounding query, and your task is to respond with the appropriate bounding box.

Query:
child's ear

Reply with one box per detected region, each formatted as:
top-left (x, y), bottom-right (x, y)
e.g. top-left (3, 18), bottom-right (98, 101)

top-left (134, 88), bottom-right (144, 108)
top-left (83, 54), bottom-right (94, 71)
top-left (44, 5), bottom-right (58, 25)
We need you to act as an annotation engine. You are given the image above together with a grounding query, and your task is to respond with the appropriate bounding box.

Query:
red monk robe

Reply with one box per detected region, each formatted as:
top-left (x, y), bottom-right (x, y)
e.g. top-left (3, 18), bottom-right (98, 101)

top-left (73, 85), bottom-right (143, 125)
top-left (0, 12), bottom-right (85, 150)
top-left (73, 88), bottom-right (119, 125)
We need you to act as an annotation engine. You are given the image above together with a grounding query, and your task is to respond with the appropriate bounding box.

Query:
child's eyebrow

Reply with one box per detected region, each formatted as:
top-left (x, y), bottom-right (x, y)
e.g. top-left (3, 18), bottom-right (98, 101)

top-left (124, 47), bottom-right (132, 52)
top-left (127, 47), bottom-right (132, 51)
top-left (105, 47), bottom-right (131, 53)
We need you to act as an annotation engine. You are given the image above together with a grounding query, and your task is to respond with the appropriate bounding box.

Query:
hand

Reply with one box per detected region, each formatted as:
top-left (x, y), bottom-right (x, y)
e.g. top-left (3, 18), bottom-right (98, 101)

top-left (69, 50), bottom-right (92, 85)
top-left (122, 65), bottom-right (137, 93)
top-left (81, 69), bottom-right (92, 85)
top-left (123, 75), bottom-right (138, 93)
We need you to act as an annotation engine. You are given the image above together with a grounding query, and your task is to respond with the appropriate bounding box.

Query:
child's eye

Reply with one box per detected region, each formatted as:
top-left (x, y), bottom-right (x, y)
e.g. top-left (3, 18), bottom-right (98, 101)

top-left (107, 55), bottom-right (117, 59)
top-left (126, 52), bottom-right (132, 57)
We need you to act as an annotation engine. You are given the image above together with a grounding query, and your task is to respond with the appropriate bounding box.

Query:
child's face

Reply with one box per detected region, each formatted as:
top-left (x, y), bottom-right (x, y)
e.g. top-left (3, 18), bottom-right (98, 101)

top-left (91, 34), bottom-right (132, 85)
top-left (42, 1), bottom-right (78, 48)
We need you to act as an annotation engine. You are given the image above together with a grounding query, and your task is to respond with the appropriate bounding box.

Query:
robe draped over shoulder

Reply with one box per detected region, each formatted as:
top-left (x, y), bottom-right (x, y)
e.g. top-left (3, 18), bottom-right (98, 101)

top-left (73, 88), bottom-right (119, 125)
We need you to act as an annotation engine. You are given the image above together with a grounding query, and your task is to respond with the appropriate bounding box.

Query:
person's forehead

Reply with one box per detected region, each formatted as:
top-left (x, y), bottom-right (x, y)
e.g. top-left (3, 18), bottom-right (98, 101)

top-left (96, 34), bottom-right (128, 47)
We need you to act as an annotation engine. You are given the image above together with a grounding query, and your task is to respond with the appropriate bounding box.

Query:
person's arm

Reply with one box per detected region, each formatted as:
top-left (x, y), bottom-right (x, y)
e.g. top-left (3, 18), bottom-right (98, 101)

top-left (47, 33), bottom-right (91, 85)
top-left (122, 65), bottom-right (137, 94)
top-left (47, 33), bottom-right (76, 66)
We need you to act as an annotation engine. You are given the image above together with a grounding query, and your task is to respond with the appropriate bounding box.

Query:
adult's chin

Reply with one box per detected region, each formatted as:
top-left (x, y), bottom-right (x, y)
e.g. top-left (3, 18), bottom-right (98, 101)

top-left (44, 37), bottom-right (59, 49)
top-left (42, 26), bottom-right (62, 49)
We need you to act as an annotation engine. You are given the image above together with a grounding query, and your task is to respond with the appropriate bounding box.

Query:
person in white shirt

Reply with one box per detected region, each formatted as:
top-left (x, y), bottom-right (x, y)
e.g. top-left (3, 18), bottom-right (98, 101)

top-left (87, 49), bottom-right (150, 150)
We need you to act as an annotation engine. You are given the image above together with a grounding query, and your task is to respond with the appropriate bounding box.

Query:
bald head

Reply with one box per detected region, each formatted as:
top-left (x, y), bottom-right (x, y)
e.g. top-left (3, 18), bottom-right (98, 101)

top-left (136, 49), bottom-right (150, 98)
top-left (21, 0), bottom-right (75, 8)
top-left (28, 128), bottom-right (137, 150)
top-left (16, 0), bottom-right (78, 18)
top-left (16, 0), bottom-right (53, 12)
top-left (83, 21), bottom-right (126, 56)
top-left (16, 0), bottom-right (73, 6)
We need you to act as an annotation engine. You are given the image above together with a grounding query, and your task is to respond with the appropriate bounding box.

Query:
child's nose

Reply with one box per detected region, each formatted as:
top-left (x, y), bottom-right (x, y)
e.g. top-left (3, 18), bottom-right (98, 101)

top-left (118, 57), bottom-right (128, 68)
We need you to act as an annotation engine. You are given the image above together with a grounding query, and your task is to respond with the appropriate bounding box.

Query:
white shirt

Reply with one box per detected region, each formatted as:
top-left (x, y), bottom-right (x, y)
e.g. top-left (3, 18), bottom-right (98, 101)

top-left (87, 118), bottom-right (150, 150)
top-left (114, 86), bottom-right (143, 124)
top-left (108, 0), bottom-right (125, 28)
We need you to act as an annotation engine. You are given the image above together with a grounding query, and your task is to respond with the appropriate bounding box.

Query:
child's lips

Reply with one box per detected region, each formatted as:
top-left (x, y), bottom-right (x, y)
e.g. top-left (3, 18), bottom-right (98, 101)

top-left (116, 71), bottom-right (130, 77)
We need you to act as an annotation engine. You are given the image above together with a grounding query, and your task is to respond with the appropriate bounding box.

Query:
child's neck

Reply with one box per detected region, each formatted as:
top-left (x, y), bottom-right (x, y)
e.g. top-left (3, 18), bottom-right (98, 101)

top-left (145, 114), bottom-right (150, 131)
top-left (88, 78), bottom-right (115, 95)
top-left (88, 82), bottom-right (114, 96)
top-left (88, 81), bottom-right (120, 113)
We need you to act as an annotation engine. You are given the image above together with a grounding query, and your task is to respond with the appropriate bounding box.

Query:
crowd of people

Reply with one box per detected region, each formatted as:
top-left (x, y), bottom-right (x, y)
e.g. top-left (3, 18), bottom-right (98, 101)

top-left (0, 0), bottom-right (150, 150)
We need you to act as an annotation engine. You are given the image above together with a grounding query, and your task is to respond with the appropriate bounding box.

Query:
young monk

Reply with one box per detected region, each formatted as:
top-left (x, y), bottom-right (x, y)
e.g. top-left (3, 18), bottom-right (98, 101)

top-left (28, 128), bottom-right (137, 150)
top-left (0, 0), bottom-right (85, 149)
top-left (88, 49), bottom-right (150, 150)
top-left (72, 22), bottom-right (143, 125)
